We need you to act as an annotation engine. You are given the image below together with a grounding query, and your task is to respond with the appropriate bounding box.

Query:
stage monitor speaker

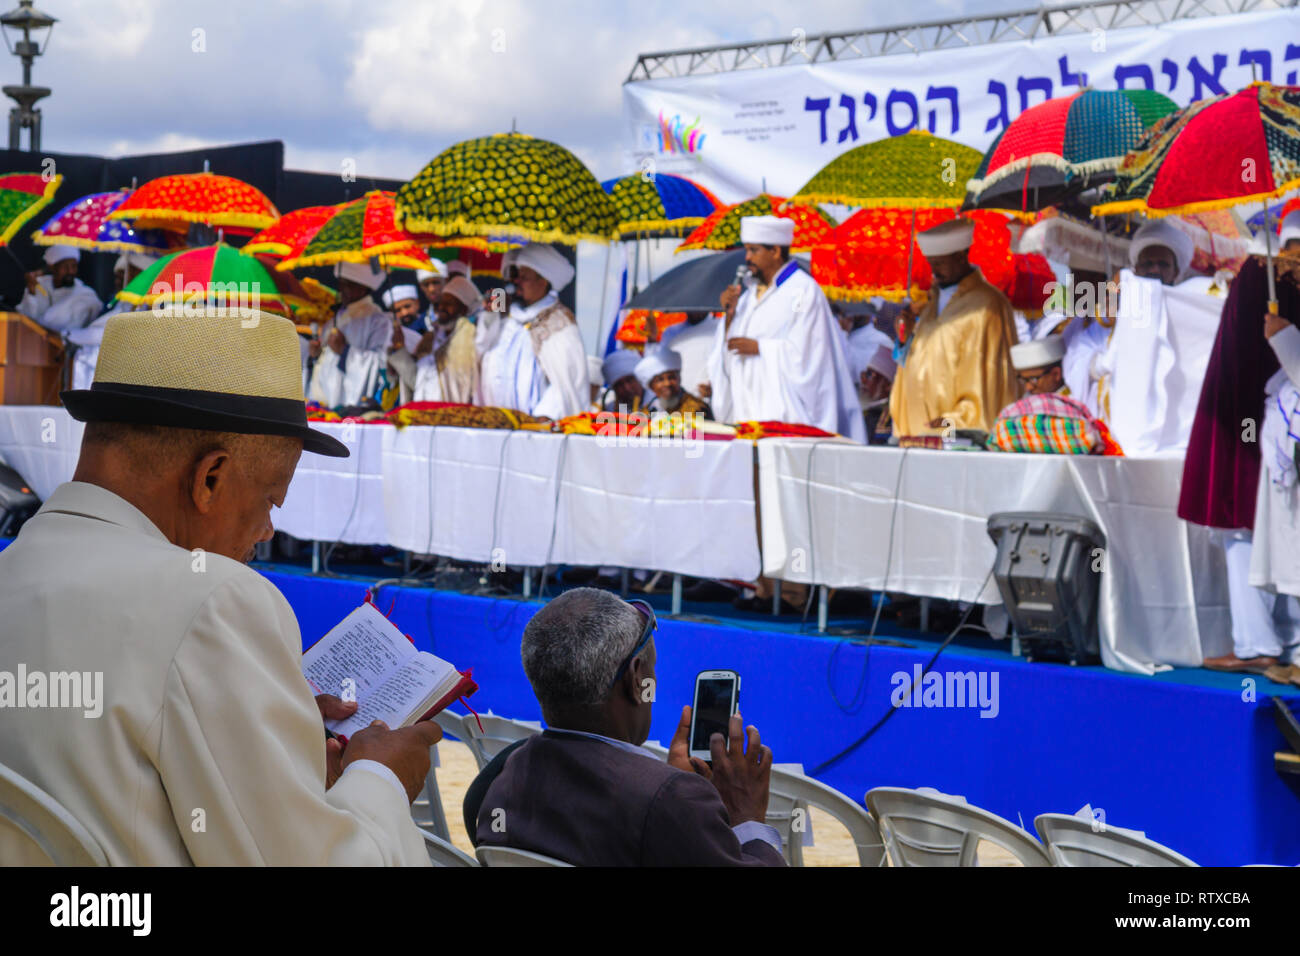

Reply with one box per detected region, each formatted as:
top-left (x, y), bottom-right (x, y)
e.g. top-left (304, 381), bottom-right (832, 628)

top-left (986, 512), bottom-right (1104, 665)
top-left (0, 461), bottom-right (40, 538)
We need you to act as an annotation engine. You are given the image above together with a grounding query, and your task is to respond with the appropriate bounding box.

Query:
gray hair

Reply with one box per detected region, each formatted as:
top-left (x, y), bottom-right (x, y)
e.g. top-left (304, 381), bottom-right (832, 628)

top-left (521, 588), bottom-right (645, 712)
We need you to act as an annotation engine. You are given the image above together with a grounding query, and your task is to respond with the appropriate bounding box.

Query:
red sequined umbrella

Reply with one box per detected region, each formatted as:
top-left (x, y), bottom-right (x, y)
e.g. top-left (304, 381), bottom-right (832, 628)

top-left (109, 172), bottom-right (279, 231)
top-left (813, 208), bottom-right (1055, 313)
top-left (274, 191), bottom-right (435, 271)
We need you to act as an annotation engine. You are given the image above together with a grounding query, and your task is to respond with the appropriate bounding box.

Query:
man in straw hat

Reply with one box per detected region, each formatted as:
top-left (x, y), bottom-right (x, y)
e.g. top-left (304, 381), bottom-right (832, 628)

top-left (707, 215), bottom-right (864, 442)
top-left (889, 216), bottom-right (1018, 436)
top-left (307, 259), bottom-right (393, 409)
top-left (479, 243), bottom-right (589, 419)
top-left (18, 244), bottom-right (103, 333)
top-left (0, 307), bottom-right (440, 864)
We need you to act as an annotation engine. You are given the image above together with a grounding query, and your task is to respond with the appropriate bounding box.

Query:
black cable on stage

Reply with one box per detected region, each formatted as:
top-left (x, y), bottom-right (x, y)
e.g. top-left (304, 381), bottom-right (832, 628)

top-left (809, 563), bottom-right (996, 776)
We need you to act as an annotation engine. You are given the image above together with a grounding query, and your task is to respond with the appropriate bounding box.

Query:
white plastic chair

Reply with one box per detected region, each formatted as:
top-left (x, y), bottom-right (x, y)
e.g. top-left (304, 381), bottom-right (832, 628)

top-left (768, 764), bottom-right (885, 867)
top-left (865, 786), bottom-right (1050, 867)
top-left (461, 713), bottom-right (543, 771)
top-left (419, 828), bottom-right (478, 867)
top-left (476, 845), bottom-right (573, 867)
top-left (1034, 813), bottom-right (1198, 867)
top-left (410, 746), bottom-right (451, 842)
top-left (0, 760), bottom-right (106, 866)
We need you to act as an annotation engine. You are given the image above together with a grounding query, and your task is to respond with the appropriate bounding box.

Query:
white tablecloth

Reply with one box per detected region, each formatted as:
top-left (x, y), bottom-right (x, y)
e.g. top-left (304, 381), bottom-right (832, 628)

top-left (0, 406), bottom-right (82, 499)
top-left (757, 440), bottom-right (1230, 674)
top-left (275, 421), bottom-right (387, 546)
top-left (383, 426), bottom-right (760, 579)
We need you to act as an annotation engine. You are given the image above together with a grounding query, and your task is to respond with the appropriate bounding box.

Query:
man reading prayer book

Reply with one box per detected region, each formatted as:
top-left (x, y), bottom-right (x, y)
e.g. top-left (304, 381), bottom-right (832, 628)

top-left (0, 308), bottom-right (438, 866)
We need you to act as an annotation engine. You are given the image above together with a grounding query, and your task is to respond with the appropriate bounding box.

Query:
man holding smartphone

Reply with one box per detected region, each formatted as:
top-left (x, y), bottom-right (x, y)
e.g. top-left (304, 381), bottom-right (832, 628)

top-left (472, 588), bottom-right (785, 866)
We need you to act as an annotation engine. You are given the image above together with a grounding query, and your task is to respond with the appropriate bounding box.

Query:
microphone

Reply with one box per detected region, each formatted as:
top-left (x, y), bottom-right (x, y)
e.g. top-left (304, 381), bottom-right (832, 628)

top-left (733, 263), bottom-right (748, 287)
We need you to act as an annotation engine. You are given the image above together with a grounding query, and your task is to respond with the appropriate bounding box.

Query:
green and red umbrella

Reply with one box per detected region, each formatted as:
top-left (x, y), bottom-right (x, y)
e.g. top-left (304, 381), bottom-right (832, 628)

top-left (0, 172), bottom-right (62, 246)
top-left (676, 193), bottom-right (835, 253)
top-left (273, 191), bottom-right (435, 272)
top-left (118, 243), bottom-right (295, 316)
top-left (967, 88), bottom-right (1178, 214)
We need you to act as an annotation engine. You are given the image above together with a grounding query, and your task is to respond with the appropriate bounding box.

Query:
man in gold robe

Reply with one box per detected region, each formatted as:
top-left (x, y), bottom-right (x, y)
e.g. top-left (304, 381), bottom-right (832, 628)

top-left (889, 218), bottom-right (1018, 436)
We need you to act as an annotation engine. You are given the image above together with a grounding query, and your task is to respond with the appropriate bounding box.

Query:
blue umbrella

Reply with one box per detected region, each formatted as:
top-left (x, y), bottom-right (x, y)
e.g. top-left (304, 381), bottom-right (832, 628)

top-left (32, 188), bottom-right (185, 255)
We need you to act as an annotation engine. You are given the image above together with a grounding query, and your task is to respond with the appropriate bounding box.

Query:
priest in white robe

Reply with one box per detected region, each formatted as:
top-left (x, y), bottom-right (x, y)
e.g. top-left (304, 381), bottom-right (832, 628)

top-left (307, 260), bottom-right (392, 408)
top-left (394, 276), bottom-right (480, 405)
top-left (478, 244), bottom-right (588, 419)
top-left (706, 216), bottom-right (865, 442)
top-left (415, 261), bottom-right (448, 333)
top-left (19, 245), bottom-right (102, 333)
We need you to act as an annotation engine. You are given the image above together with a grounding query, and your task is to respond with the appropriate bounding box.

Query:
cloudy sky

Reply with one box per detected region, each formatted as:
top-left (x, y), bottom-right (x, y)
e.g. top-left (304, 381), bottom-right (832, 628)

top-left (28, 0), bottom-right (1046, 347)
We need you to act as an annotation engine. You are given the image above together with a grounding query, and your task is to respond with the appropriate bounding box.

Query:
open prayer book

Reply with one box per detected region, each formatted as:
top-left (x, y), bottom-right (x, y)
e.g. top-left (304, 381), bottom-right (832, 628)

top-left (302, 601), bottom-right (477, 740)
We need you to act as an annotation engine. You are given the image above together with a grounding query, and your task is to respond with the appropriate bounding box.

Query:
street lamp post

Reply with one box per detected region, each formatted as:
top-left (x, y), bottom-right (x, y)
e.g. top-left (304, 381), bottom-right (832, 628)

top-left (0, 1), bottom-right (55, 151)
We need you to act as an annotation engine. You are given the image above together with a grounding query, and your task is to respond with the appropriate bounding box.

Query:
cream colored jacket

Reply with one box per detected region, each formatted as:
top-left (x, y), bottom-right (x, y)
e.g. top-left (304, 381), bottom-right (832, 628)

top-left (0, 482), bottom-right (429, 865)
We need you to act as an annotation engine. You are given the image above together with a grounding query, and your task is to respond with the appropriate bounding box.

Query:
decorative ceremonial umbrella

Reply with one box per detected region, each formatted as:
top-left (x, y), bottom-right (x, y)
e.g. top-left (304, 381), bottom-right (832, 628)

top-left (813, 208), bottom-right (1055, 313)
top-left (0, 172), bottom-right (62, 246)
top-left (600, 172), bottom-right (721, 239)
top-left (395, 131), bottom-right (619, 245)
top-left (791, 130), bottom-right (982, 209)
top-left (1093, 82), bottom-right (1300, 307)
top-left (33, 189), bottom-right (186, 255)
top-left (676, 194), bottom-right (836, 253)
top-left (242, 205), bottom-right (338, 257)
top-left (109, 172), bottom-right (279, 231)
top-left (966, 89), bottom-right (1178, 214)
top-left (615, 311), bottom-right (689, 346)
top-left (117, 243), bottom-right (292, 316)
top-left (272, 191), bottom-right (435, 272)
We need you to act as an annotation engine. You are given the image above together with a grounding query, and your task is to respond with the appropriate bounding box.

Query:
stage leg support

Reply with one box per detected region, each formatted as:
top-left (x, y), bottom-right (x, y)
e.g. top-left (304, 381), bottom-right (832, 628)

top-left (672, 573), bottom-right (682, 615)
top-left (311, 540), bottom-right (321, 574)
top-left (818, 586), bottom-right (828, 632)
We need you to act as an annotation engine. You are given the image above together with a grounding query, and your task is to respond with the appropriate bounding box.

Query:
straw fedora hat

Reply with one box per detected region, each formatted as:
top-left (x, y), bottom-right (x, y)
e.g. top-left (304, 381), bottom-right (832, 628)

top-left (62, 307), bottom-right (348, 457)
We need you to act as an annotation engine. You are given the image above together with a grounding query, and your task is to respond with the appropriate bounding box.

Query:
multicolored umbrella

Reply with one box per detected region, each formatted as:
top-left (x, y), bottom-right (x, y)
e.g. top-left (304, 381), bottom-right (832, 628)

top-left (1094, 83), bottom-right (1300, 218)
top-left (0, 172), bottom-right (62, 246)
top-left (273, 191), bottom-right (435, 271)
top-left (241, 205), bottom-right (338, 257)
top-left (966, 89), bottom-right (1178, 213)
top-left (32, 189), bottom-right (186, 255)
top-left (812, 208), bottom-right (1055, 313)
top-left (600, 172), bottom-right (721, 239)
top-left (117, 243), bottom-right (292, 316)
top-left (395, 132), bottom-right (619, 245)
top-left (109, 172), bottom-right (279, 231)
top-left (676, 193), bottom-right (836, 253)
top-left (791, 130), bottom-right (982, 209)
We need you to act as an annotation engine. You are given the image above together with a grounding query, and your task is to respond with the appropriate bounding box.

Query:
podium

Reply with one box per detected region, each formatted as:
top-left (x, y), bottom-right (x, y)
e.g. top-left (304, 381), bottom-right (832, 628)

top-left (0, 312), bottom-right (63, 405)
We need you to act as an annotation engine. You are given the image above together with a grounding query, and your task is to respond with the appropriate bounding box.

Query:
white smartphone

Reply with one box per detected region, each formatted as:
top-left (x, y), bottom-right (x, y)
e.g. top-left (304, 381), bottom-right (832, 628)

top-left (689, 669), bottom-right (741, 763)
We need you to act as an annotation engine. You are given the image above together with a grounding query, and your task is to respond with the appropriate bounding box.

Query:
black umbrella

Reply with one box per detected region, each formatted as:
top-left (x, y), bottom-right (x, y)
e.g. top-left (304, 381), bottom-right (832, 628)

top-left (624, 249), bottom-right (749, 312)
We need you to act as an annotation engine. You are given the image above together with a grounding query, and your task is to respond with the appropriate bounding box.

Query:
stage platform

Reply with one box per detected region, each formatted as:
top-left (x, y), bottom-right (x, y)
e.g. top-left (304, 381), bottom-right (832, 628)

top-left (260, 561), bottom-right (1300, 867)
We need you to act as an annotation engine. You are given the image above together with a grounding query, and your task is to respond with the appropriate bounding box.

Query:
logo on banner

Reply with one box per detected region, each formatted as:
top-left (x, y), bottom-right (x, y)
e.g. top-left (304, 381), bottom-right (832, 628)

top-left (658, 110), bottom-right (706, 154)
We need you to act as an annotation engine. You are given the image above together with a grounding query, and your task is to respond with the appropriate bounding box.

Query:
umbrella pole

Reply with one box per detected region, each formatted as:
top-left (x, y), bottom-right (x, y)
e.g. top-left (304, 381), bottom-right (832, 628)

top-left (1099, 213), bottom-right (1111, 279)
top-left (596, 241), bottom-right (612, 349)
top-left (632, 237), bottom-right (641, 293)
top-left (1262, 199), bottom-right (1278, 313)
top-left (903, 208), bottom-right (916, 303)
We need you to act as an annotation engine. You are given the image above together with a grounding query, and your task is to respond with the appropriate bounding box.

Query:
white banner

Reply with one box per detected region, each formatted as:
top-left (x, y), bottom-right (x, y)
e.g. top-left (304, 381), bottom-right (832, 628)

top-left (623, 8), bottom-right (1300, 202)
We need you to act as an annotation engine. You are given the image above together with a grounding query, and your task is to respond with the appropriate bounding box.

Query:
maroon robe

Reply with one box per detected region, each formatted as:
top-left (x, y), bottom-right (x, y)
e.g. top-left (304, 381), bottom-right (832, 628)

top-left (1178, 256), bottom-right (1300, 529)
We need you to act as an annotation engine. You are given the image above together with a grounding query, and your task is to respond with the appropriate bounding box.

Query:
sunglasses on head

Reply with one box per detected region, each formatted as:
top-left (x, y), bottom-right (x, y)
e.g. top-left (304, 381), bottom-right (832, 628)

top-left (609, 599), bottom-right (657, 688)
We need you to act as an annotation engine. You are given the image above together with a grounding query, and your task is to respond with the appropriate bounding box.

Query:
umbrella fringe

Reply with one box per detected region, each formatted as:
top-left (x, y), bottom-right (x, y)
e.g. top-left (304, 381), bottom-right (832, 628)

top-left (616, 216), bottom-right (708, 238)
top-left (400, 216), bottom-right (615, 246)
top-left (30, 233), bottom-right (173, 255)
top-left (792, 192), bottom-right (965, 209)
top-left (1093, 175), bottom-right (1300, 218)
top-left (278, 238), bottom-right (427, 271)
top-left (0, 173), bottom-right (62, 246)
top-left (967, 152), bottom-right (1114, 195)
top-left (110, 207), bottom-right (275, 230)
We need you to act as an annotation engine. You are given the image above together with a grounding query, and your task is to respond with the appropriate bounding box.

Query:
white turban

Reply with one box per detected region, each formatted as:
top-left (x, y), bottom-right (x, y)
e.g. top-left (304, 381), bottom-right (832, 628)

top-left (113, 251), bottom-right (155, 273)
top-left (416, 261), bottom-right (447, 282)
top-left (335, 259), bottom-right (385, 290)
top-left (634, 347), bottom-right (682, 388)
top-left (601, 348), bottom-right (641, 385)
top-left (513, 244), bottom-right (574, 292)
top-left (382, 284), bottom-right (419, 309)
top-left (916, 218), bottom-right (975, 258)
top-left (1280, 210), bottom-right (1300, 247)
top-left (1010, 334), bottom-right (1066, 371)
top-left (442, 275), bottom-right (482, 312)
top-left (865, 344), bottom-right (896, 381)
top-left (446, 260), bottom-right (471, 279)
top-left (1129, 219), bottom-right (1195, 278)
top-left (739, 215), bottom-right (794, 246)
top-left (587, 355), bottom-right (605, 385)
top-left (43, 245), bottom-right (80, 267)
